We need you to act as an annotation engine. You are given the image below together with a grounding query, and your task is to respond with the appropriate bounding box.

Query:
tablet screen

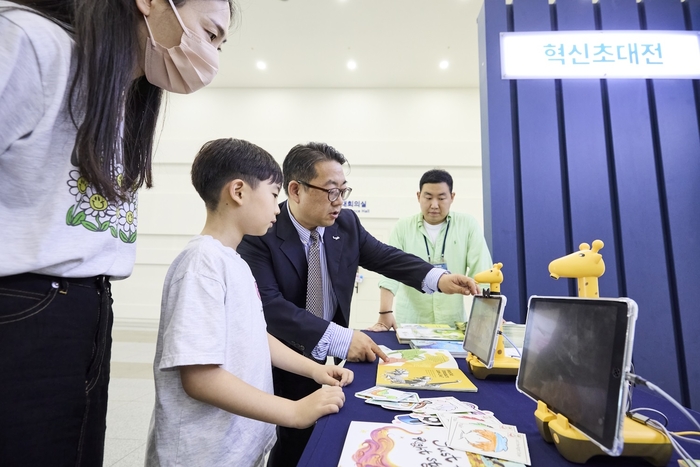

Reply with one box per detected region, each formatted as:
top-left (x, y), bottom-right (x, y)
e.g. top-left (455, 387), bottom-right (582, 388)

top-left (462, 295), bottom-right (507, 369)
top-left (516, 296), bottom-right (637, 455)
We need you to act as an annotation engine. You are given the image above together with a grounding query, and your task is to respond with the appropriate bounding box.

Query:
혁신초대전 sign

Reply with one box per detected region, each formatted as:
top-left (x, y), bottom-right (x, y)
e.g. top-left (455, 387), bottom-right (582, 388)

top-left (500, 30), bottom-right (700, 79)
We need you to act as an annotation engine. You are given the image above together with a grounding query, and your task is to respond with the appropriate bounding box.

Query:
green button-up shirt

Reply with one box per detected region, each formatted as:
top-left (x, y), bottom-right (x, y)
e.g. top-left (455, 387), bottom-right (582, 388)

top-left (379, 212), bottom-right (493, 325)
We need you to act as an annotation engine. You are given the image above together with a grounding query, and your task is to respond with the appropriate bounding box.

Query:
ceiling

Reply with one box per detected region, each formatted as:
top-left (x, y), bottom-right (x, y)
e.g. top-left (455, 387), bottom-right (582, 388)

top-left (212, 0), bottom-right (484, 89)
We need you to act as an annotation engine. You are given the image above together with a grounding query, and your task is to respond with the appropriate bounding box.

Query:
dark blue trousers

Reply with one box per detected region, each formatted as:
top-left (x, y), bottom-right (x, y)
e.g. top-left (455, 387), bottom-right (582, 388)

top-left (0, 273), bottom-right (113, 467)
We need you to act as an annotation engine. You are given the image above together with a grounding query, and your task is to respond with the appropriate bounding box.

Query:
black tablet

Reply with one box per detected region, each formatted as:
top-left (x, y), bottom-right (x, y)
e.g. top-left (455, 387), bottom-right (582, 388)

top-left (462, 295), bottom-right (508, 369)
top-left (515, 296), bottom-right (638, 456)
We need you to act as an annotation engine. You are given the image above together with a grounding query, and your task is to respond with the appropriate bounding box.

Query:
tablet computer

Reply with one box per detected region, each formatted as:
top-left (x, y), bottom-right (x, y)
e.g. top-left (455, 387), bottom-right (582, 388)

top-left (462, 295), bottom-right (508, 369)
top-left (515, 296), bottom-right (638, 456)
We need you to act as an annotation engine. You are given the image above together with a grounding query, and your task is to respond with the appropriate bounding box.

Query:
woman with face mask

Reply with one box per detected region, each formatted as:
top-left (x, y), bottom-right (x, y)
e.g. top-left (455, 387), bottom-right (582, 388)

top-left (0, 0), bottom-right (234, 465)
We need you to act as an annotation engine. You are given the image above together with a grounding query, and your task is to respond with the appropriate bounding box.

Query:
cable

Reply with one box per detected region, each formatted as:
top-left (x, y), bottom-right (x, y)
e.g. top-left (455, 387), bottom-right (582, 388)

top-left (498, 331), bottom-right (522, 358)
top-left (626, 374), bottom-right (700, 432)
top-left (675, 432), bottom-right (700, 437)
top-left (629, 407), bottom-right (669, 427)
top-left (646, 419), bottom-right (699, 467)
top-left (629, 412), bottom-right (696, 466)
top-left (625, 374), bottom-right (700, 466)
top-left (627, 362), bottom-right (635, 411)
top-left (646, 381), bottom-right (700, 432)
top-left (671, 434), bottom-right (700, 446)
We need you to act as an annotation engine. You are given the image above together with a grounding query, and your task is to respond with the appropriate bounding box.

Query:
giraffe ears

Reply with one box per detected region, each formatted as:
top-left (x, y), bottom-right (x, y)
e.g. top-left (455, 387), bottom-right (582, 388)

top-left (591, 239), bottom-right (604, 253)
top-left (579, 240), bottom-right (604, 253)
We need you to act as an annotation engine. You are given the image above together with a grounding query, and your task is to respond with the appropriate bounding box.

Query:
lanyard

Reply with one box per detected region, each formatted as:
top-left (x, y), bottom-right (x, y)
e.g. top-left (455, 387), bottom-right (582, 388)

top-left (423, 219), bottom-right (450, 263)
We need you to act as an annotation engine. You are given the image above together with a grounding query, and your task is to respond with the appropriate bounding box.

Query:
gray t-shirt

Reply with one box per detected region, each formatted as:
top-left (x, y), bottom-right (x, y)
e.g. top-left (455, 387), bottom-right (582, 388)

top-left (0, 3), bottom-right (137, 278)
top-left (146, 236), bottom-right (276, 467)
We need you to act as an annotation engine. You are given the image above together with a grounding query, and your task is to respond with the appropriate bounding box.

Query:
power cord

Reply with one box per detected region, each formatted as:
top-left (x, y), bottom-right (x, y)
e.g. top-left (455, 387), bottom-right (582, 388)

top-left (626, 362), bottom-right (635, 412)
top-left (629, 407), bottom-right (669, 427)
top-left (626, 374), bottom-right (700, 431)
top-left (627, 414), bottom-right (699, 467)
top-left (498, 330), bottom-right (522, 358)
top-left (626, 373), bottom-right (700, 466)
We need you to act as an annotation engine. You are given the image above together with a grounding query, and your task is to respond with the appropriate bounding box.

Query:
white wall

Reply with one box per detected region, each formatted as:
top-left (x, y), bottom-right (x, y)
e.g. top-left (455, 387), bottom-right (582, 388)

top-left (111, 87), bottom-right (484, 330)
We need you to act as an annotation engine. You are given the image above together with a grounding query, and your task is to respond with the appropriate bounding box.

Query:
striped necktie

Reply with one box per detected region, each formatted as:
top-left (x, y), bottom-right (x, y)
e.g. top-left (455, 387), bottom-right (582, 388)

top-left (306, 229), bottom-right (324, 318)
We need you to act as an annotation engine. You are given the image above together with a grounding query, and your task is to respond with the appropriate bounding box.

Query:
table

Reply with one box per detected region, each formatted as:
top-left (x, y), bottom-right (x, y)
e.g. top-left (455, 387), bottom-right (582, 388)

top-left (298, 331), bottom-right (700, 466)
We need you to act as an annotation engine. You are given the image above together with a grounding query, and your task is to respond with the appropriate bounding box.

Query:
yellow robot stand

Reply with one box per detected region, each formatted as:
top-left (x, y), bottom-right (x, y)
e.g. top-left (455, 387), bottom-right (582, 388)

top-left (534, 403), bottom-right (672, 466)
top-left (466, 327), bottom-right (520, 379)
top-left (539, 244), bottom-right (671, 463)
top-left (469, 263), bottom-right (520, 378)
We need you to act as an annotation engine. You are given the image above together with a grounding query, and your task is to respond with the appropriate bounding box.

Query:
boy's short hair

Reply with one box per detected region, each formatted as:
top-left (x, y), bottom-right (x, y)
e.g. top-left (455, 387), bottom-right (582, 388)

top-left (419, 169), bottom-right (453, 193)
top-left (191, 138), bottom-right (283, 211)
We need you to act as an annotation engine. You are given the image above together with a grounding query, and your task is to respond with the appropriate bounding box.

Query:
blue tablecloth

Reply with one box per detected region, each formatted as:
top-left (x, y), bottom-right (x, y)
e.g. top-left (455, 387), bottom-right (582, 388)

top-left (298, 331), bottom-right (700, 466)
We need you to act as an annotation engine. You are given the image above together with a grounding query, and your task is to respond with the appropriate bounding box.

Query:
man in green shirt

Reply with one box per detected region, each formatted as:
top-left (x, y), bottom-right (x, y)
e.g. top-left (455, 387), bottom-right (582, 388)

top-left (369, 169), bottom-right (492, 330)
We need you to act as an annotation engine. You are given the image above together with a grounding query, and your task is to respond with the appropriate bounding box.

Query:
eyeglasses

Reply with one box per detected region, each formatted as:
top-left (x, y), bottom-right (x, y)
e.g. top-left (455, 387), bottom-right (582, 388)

top-left (297, 180), bottom-right (352, 202)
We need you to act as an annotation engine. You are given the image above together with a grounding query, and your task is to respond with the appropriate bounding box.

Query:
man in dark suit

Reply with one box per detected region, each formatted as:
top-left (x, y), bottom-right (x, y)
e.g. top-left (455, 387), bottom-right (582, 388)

top-left (238, 142), bottom-right (480, 467)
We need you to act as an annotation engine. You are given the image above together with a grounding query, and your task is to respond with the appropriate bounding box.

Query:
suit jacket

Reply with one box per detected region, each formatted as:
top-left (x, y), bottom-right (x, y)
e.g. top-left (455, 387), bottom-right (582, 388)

top-left (238, 201), bottom-right (434, 359)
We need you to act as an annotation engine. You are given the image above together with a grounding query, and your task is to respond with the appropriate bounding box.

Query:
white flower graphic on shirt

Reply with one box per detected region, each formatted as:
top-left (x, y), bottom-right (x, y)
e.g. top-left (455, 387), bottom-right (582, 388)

top-left (118, 201), bottom-right (137, 234)
top-left (106, 203), bottom-right (121, 224)
top-left (79, 186), bottom-right (109, 220)
top-left (65, 166), bottom-right (138, 243)
top-left (67, 170), bottom-right (90, 202)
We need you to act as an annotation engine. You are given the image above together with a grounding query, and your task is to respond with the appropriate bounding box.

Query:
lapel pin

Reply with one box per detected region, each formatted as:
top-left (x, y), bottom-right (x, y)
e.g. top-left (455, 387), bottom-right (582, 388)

top-left (333, 236), bottom-right (340, 240)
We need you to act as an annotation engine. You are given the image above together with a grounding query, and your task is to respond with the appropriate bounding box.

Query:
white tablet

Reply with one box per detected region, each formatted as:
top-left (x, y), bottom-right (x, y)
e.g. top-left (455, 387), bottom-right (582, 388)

top-left (516, 296), bottom-right (638, 456)
top-left (462, 295), bottom-right (508, 369)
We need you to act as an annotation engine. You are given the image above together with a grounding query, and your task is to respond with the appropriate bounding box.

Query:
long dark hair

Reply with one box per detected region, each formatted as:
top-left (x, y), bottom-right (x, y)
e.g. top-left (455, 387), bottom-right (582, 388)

top-left (2, 0), bottom-right (235, 201)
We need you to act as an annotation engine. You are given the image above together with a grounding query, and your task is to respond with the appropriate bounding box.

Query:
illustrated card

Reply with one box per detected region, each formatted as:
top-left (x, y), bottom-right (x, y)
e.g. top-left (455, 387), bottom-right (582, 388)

top-left (446, 419), bottom-right (531, 465)
top-left (338, 421), bottom-right (526, 467)
top-left (354, 386), bottom-right (417, 402)
top-left (412, 396), bottom-right (479, 414)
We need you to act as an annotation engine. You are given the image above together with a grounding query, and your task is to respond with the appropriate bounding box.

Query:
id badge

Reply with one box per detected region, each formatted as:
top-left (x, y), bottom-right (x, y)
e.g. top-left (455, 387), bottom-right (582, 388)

top-left (430, 256), bottom-right (449, 271)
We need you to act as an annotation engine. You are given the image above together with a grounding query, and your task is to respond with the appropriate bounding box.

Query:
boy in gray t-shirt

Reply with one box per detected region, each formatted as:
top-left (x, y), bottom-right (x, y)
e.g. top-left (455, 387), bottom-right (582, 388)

top-left (146, 139), bottom-right (353, 467)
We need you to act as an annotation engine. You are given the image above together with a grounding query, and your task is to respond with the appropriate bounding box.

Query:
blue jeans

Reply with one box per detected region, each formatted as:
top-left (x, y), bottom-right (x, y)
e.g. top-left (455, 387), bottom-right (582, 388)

top-left (0, 274), bottom-right (113, 467)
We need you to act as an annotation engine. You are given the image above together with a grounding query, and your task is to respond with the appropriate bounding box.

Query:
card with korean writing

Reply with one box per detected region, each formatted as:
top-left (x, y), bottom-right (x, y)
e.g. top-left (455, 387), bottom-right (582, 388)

top-left (446, 419), bottom-right (531, 465)
top-left (338, 421), bottom-right (526, 467)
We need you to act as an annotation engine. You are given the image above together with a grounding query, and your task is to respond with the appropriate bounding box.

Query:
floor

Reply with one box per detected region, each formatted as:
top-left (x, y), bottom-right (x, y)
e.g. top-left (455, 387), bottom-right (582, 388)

top-left (104, 329), bottom-right (158, 467)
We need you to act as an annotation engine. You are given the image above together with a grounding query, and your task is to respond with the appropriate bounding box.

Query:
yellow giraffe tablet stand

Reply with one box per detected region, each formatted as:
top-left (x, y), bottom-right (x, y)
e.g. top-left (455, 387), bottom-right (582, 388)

top-left (474, 262), bottom-right (503, 294)
top-left (535, 402), bottom-right (672, 466)
top-left (534, 400), bottom-right (557, 443)
top-left (466, 328), bottom-right (520, 379)
top-left (469, 263), bottom-right (519, 379)
top-left (548, 240), bottom-right (605, 298)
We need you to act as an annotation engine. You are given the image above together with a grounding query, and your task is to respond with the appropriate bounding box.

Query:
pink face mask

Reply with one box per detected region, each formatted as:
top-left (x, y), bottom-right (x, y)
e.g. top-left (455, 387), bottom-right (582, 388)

top-left (143, 0), bottom-right (219, 94)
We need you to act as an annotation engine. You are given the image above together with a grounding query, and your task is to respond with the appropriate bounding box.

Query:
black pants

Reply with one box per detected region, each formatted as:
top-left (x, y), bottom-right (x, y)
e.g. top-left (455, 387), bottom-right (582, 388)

top-left (0, 273), bottom-right (113, 467)
top-left (266, 367), bottom-right (322, 467)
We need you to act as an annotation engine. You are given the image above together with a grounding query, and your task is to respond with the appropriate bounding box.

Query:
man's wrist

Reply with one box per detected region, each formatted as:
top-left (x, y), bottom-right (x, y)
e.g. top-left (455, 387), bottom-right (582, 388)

top-left (436, 271), bottom-right (449, 293)
top-left (424, 268), bottom-right (450, 294)
top-left (327, 323), bottom-right (353, 360)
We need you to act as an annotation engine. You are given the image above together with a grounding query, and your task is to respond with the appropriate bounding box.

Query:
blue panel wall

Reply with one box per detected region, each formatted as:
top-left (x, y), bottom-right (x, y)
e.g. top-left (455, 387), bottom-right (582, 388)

top-left (478, 0), bottom-right (526, 323)
top-left (599, 0), bottom-right (683, 403)
top-left (556, 0), bottom-right (621, 299)
top-left (479, 0), bottom-right (699, 408)
top-left (685, 0), bottom-right (700, 417)
top-left (512, 0), bottom-right (570, 301)
top-left (556, 0), bottom-right (620, 297)
top-left (644, 0), bottom-right (700, 409)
